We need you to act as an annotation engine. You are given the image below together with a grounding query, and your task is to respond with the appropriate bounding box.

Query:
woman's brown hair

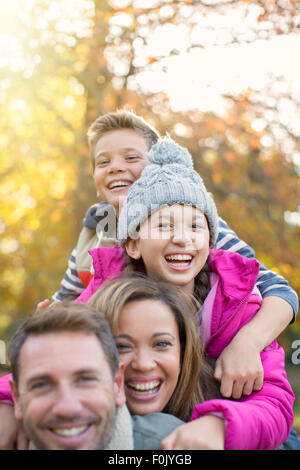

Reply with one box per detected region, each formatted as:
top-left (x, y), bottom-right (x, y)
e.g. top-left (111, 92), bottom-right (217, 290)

top-left (88, 274), bottom-right (218, 421)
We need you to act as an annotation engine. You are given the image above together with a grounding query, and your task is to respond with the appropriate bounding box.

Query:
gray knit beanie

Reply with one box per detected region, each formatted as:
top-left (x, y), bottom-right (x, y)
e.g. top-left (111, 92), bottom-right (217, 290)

top-left (118, 138), bottom-right (219, 246)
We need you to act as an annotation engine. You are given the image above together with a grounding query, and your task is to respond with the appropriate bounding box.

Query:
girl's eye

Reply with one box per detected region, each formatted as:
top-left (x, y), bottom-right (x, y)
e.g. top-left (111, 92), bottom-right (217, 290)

top-left (158, 222), bottom-right (171, 229)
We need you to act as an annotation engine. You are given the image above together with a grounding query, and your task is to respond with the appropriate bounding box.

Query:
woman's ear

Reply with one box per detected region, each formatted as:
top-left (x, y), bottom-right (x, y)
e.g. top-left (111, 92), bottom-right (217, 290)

top-left (125, 239), bottom-right (142, 260)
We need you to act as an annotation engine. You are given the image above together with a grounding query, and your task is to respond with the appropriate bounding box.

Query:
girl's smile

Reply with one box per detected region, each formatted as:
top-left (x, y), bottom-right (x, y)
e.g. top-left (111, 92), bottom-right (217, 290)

top-left (125, 204), bottom-right (210, 296)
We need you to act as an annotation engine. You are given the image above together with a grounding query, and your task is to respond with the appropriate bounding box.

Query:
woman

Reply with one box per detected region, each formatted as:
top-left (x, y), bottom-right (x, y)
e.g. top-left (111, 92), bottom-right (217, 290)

top-left (88, 274), bottom-right (219, 422)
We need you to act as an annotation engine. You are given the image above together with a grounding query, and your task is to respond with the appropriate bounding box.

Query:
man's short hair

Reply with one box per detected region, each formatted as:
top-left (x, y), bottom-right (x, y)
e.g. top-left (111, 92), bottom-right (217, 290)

top-left (87, 109), bottom-right (160, 169)
top-left (9, 301), bottom-right (119, 387)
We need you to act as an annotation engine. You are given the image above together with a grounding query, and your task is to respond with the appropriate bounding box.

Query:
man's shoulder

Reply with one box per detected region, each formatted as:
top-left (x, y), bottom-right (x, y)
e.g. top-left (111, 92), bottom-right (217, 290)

top-left (132, 413), bottom-right (184, 450)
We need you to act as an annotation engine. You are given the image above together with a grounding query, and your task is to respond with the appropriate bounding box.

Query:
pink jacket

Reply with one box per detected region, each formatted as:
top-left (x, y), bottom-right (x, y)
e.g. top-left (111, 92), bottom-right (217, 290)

top-left (0, 248), bottom-right (294, 450)
top-left (79, 247), bottom-right (295, 449)
top-left (191, 249), bottom-right (294, 450)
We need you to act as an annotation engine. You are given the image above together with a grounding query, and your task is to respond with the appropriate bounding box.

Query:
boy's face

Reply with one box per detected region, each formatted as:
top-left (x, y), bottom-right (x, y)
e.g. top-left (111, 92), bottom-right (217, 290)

top-left (93, 129), bottom-right (149, 215)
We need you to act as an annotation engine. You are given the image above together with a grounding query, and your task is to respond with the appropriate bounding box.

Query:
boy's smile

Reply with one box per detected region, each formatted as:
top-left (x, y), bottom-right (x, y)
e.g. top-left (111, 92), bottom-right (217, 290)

top-left (93, 129), bottom-right (149, 215)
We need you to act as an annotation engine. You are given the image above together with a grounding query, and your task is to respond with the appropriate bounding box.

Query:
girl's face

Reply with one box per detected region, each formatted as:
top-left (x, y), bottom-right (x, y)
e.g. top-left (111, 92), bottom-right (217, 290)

top-left (126, 204), bottom-right (210, 295)
top-left (115, 299), bottom-right (181, 416)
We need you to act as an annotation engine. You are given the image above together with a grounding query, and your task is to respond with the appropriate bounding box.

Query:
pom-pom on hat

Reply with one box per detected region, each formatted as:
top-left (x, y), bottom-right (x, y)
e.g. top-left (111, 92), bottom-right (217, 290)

top-left (147, 137), bottom-right (194, 168)
top-left (118, 138), bottom-right (219, 246)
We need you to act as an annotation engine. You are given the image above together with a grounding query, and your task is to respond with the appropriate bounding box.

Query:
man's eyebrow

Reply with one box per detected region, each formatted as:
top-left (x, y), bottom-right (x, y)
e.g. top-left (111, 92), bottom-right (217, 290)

top-left (73, 368), bottom-right (101, 376)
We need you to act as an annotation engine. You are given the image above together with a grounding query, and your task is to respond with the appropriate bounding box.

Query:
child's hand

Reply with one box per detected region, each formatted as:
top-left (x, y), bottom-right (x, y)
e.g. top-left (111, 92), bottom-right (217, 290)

top-left (36, 299), bottom-right (60, 312)
top-left (214, 334), bottom-right (264, 399)
top-left (0, 403), bottom-right (29, 450)
top-left (161, 415), bottom-right (225, 450)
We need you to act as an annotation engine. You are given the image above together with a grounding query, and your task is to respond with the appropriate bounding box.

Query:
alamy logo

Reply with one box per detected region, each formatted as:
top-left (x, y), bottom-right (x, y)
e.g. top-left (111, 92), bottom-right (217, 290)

top-left (0, 340), bottom-right (6, 364)
top-left (291, 340), bottom-right (300, 365)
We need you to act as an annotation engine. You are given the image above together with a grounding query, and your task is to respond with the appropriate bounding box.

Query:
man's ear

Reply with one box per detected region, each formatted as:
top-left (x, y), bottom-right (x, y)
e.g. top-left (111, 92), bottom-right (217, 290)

top-left (114, 362), bottom-right (126, 408)
top-left (124, 239), bottom-right (141, 260)
top-left (9, 378), bottom-right (23, 421)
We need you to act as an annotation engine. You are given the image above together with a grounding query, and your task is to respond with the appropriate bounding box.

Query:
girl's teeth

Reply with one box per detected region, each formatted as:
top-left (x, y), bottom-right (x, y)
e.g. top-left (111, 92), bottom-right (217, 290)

top-left (165, 254), bottom-right (192, 266)
top-left (53, 426), bottom-right (88, 437)
top-left (165, 254), bottom-right (192, 261)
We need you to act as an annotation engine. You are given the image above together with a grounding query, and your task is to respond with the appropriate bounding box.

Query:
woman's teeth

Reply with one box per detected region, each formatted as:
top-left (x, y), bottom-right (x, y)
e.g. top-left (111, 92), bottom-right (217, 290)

top-left (52, 425), bottom-right (88, 437)
top-left (127, 381), bottom-right (160, 394)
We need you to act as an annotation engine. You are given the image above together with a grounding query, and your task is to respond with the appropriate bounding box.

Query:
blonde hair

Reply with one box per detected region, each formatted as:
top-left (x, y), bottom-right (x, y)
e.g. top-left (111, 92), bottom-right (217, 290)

top-left (88, 274), bottom-right (217, 421)
top-left (87, 109), bottom-right (160, 169)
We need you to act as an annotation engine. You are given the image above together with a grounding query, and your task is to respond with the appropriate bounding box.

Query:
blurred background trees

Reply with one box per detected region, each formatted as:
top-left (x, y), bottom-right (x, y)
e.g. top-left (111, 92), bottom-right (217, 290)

top-left (0, 0), bottom-right (300, 412)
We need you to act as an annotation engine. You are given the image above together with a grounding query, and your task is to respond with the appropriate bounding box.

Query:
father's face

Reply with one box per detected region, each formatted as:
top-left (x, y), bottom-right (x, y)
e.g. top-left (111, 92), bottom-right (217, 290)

top-left (10, 331), bottom-right (125, 450)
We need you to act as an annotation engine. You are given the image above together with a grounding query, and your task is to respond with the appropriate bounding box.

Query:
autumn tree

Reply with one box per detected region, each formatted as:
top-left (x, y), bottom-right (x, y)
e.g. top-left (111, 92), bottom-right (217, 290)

top-left (0, 0), bottom-right (299, 346)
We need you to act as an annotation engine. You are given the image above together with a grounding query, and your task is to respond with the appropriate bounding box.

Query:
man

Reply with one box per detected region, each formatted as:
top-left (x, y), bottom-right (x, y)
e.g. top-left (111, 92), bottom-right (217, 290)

top-left (8, 301), bottom-right (183, 450)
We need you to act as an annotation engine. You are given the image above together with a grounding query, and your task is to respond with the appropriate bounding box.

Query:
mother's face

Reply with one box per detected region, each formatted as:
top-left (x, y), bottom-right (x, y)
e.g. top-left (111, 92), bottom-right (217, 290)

top-left (115, 298), bottom-right (181, 416)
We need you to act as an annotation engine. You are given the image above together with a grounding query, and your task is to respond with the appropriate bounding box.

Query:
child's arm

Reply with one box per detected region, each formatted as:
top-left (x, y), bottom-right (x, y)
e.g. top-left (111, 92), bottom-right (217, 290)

top-left (214, 296), bottom-right (293, 398)
top-left (215, 217), bottom-right (298, 398)
top-left (52, 247), bottom-right (85, 301)
top-left (0, 403), bottom-right (28, 450)
top-left (161, 415), bottom-right (225, 450)
top-left (164, 341), bottom-right (294, 450)
top-left (216, 217), bottom-right (298, 319)
top-left (0, 374), bottom-right (28, 450)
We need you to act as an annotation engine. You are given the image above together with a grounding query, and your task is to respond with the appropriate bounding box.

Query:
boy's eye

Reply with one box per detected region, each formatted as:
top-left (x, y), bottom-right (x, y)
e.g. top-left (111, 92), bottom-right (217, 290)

top-left (95, 160), bottom-right (109, 167)
top-left (126, 155), bottom-right (139, 160)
